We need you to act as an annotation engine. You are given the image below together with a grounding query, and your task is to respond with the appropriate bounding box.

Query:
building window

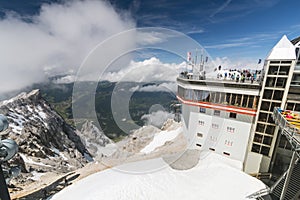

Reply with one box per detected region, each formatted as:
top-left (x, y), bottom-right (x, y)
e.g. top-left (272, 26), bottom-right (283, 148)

top-left (223, 152), bottom-right (230, 156)
top-left (210, 136), bottom-right (217, 142)
top-left (261, 146), bottom-right (270, 156)
top-left (199, 107), bottom-right (206, 113)
top-left (254, 134), bottom-right (263, 143)
top-left (230, 94), bottom-right (236, 105)
top-left (215, 92), bottom-right (221, 103)
top-left (247, 96), bottom-right (254, 108)
top-left (276, 77), bottom-right (286, 88)
top-left (227, 126), bottom-right (235, 133)
top-left (258, 112), bottom-right (267, 122)
top-left (266, 77), bottom-right (276, 87)
top-left (263, 90), bottom-right (273, 99)
top-left (263, 136), bottom-right (272, 146)
top-left (251, 144), bottom-right (261, 153)
top-left (229, 112), bottom-right (237, 118)
top-left (265, 125), bottom-right (275, 135)
top-left (197, 132), bottom-right (203, 137)
top-left (270, 102), bottom-right (280, 112)
top-left (260, 101), bottom-right (270, 111)
top-left (225, 140), bottom-right (233, 146)
top-left (242, 95), bottom-right (249, 107)
top-left (212, 123), bottom-right (219, 129)
top-left (268, 65), bottom-right (278, 75)
top-left (198, 120), bottom-right (205, 126)
top-left (256, 123), bottom-right (265, 133)
top-left (286, 103), bottom-right (295, 110)
top-left (278, 65), bottom-right (290, 75)
top-left (213, 110), bottom-right (221, 116)
top-left (273, 90), bottom-right (284, 100)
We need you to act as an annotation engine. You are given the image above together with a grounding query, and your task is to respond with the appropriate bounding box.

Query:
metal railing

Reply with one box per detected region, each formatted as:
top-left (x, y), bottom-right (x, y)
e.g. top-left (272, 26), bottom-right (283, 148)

top-left (272, 108), bottom-right (300, 152)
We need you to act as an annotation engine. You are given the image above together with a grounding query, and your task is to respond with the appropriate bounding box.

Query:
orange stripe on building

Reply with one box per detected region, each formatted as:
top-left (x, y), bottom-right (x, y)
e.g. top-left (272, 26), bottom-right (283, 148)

top-left (177, 96), bottom-right (257, 116)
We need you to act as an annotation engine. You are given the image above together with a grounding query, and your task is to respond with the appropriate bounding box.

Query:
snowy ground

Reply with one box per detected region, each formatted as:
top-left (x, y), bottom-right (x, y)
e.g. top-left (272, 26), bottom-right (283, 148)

top-left (140, 126), bottom-right (182, 154)
top-left (51, 151), bottom-right (266, 200)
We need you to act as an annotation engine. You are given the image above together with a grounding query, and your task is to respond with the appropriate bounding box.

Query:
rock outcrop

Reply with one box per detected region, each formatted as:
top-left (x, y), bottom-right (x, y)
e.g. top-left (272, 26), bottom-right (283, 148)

top-left (79, 121), bottom-right (116, 160)
top-left (0, 89), bottom-right (91, 186)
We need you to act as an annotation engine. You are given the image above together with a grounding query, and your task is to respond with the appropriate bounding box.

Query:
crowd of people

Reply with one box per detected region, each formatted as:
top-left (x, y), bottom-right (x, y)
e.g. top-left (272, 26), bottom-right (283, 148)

top-left (217, 69), bottom-right (262, 83)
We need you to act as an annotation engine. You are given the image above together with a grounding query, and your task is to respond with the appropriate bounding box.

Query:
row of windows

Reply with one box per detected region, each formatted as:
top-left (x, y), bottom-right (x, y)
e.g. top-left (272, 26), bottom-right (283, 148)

top-left (178, 86), bottom-right (257, 109)
top-left (260, 101), bottom-right (280, 112)
top-left (227, 126), bottom-right (235, 133)
top-left (255, 123), bottom-right (276, 135)
top-left (286, 102), bottom-right (300, 112)
top-left (253, 134), bottom-right (273, 146)
top-left (269, 61), bottom-right (292, 64)
top-left (197, 146), bottom-right (231, 156)
top-left (196, 135), bottom-right (235, 147)
top-left (251, 143), bottom-right (270, 156)
top-left (268, 65), bottom-right (290, 76)
top-left (258, 112), bottom-right (275, 124)
top-left (199, 107), bottom-right (237, 119)
top-left (197, 124), bottom-right (236, 133)
top-left (265, 77), bottom-right (287, 88)
top-left (200, 107), bottom-right (237, 118)
top-left (291, 74), bottom-right (300, 86)
top-left (263, 89), bottom-right (284, 100)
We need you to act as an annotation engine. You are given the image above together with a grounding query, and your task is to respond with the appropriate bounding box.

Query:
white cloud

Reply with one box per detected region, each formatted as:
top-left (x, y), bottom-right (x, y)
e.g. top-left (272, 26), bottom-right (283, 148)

top-left (141, 110), bottom-right (175, 128)
top-left (0, 0), bottom-right (135, 93)
top-left (139, 82), bottom-right (177, 93)
top-left (53, 75), bottom-right (76, 84)
top-left (101, 57), bottom-right (186, 82)
top-left (212, 56), bottom-right (264, 70)
top-left (204, 42), bottom-right (250, 49)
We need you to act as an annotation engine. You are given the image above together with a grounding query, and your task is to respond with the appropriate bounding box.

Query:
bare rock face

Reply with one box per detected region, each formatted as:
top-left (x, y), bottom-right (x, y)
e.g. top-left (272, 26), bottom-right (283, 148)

top-left (79, 121), bottom-right (116, 159)
top-left (0, 90), bottom-right (91, 184)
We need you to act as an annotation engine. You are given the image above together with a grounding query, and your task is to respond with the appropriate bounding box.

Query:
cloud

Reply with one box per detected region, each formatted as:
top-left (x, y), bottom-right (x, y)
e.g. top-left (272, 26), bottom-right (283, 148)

top-left (0, 0), bottom-right (135, 93)
top-left (209, 0), bottom-right (232, 18)
top-left (212, 56), bottom-right (263, 70)
top-left (139, 82), bottom-right (177, 93)
top-left (141, 110), bottom-right (174, 128)
top-left (136, 31), bottom-right (168, 45)
top-left (53, 75), bottom-right (76, 84)
top-left (205, 42), bottom-right (250, 49)
top-left (101, 57), bottom-right (186, 83)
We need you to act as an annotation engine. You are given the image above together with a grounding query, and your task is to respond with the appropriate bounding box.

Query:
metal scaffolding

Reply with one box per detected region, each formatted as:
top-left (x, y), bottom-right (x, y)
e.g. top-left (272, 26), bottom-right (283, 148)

top-left (272, 108), bottom-right (300, 153)
top-left (272, 107), bottom-right (300, 200)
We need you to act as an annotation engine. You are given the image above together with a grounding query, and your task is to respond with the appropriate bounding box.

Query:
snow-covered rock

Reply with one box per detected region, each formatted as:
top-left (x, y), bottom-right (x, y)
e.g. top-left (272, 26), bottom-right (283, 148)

top-left (0, 90), bottom-right (91, 186)
top-left (79, 121), bottom-right (116, 159)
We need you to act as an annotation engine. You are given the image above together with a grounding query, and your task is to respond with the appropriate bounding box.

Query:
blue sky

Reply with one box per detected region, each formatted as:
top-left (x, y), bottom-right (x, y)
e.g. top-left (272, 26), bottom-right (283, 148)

top-left (1, 0), bottom-right (300, 62)
top-left (110, 0), bottom-right (300, 60)
top-left (0, 0), bottom-right (300, 92)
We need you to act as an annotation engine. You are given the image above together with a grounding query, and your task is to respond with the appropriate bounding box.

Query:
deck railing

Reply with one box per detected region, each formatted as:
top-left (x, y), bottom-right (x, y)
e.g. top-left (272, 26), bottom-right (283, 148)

top-left (272, 107), bottom-right (300, 152)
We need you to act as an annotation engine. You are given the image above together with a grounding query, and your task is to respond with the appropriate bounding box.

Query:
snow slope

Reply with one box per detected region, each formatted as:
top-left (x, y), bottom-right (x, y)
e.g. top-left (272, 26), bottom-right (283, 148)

top-left (140, 126), bottom-right (182, 154)
top-left (51, 151), bottom-right (266, 200)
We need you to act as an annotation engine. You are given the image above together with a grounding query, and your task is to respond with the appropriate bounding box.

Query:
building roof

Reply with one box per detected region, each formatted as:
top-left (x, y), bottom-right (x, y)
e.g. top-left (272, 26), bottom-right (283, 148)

top-left (267, 35), bottom-right (296, 60)
top-left (291, 36), bottom-right (300, 45)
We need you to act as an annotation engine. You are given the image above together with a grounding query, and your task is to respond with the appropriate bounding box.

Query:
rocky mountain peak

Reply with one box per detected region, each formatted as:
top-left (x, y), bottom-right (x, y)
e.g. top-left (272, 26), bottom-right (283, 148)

top-left (0, 90), bottom-right (91, 187)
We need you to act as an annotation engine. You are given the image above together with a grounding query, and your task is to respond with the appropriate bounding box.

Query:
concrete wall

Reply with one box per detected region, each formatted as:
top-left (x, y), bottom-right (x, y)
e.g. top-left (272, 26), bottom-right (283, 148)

top-left (187, 111), bottom-right (252, 163)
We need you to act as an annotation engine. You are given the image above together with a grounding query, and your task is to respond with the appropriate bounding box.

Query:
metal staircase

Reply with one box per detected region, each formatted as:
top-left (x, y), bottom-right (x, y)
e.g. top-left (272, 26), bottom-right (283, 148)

top-left (269, 108), bottom-right (300, 200)
top-left (271, 159), bottom-right (300, 199)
